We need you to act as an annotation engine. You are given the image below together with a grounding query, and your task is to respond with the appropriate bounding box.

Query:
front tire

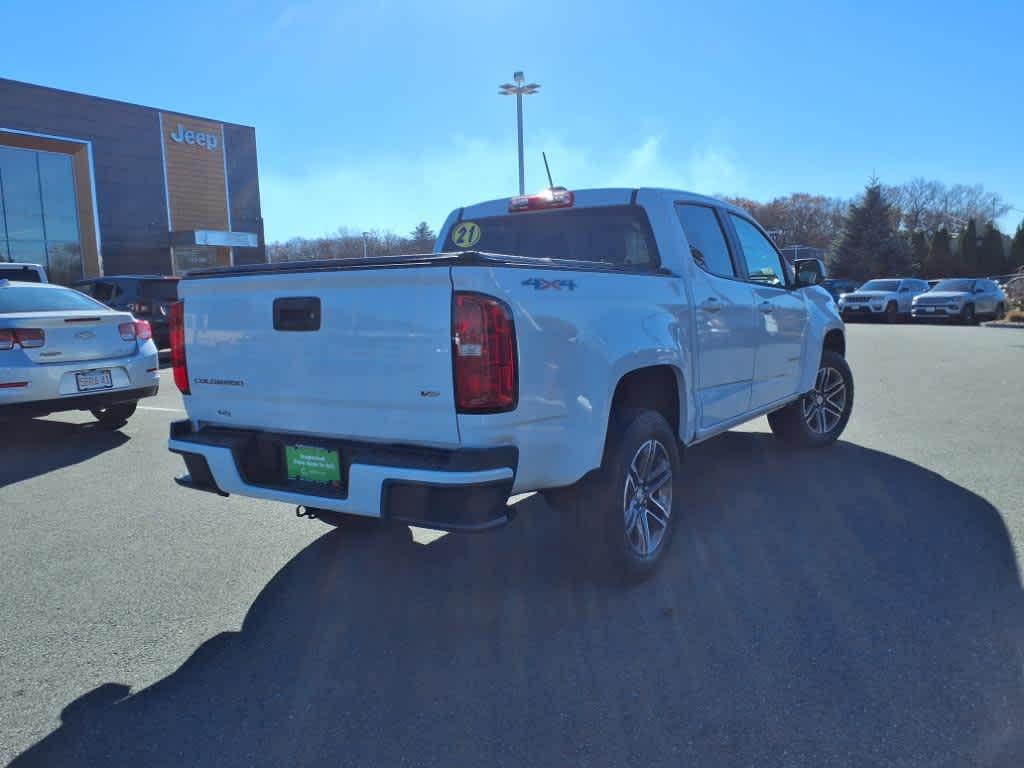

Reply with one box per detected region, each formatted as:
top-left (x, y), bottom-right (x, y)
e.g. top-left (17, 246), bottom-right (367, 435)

top-left (768, 350), bottom-right (853, 448)
top-left (91, 402), bottom-right (137, 429)
top-left (960, 303), bottom-right (976, 325)
top-left (884, 301), bottom-right (898, 323)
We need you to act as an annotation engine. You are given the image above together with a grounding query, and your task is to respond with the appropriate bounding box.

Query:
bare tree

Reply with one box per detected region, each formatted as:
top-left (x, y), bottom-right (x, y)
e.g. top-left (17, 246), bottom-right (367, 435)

top-left (887, 179), bottom-right (1009, 233)
top-left (266, 227), bottom-right (418, 263)
top-left (721, 194), bottom-right (847, 248)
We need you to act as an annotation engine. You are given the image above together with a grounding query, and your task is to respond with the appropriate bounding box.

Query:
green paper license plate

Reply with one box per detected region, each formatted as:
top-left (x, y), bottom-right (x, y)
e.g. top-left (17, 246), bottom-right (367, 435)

top-left (285, 444), bottom-right (342, 487)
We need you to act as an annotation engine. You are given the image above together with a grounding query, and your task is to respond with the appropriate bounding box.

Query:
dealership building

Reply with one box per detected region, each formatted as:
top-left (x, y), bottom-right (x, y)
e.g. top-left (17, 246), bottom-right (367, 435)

top-left (0, 77), bottom-right (264, 284)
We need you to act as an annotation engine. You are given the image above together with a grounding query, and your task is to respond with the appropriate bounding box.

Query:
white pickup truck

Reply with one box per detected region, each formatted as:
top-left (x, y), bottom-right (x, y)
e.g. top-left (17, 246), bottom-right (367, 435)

top-left (168, 187), bottom-right (851, 578)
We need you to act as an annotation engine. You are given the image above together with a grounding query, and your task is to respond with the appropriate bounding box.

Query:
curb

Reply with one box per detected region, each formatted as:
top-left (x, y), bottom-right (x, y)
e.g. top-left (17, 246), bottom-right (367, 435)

top-left (982, 321), bottom-right (1024, 329)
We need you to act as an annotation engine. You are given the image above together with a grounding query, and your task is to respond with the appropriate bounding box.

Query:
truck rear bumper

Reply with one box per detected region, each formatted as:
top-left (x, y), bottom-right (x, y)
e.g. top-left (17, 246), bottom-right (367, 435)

top-left (168, 421), bottom-right (518, 532)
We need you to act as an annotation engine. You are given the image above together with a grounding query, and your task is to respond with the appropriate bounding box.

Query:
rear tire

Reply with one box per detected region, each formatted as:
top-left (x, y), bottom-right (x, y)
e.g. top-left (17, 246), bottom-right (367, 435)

top-left (768, 350), bottom-right (853, 448)
top-left (994, 303), bottom-right (1006, 321)
top-left (91, 402), bottom-right (137, 429)
top-left (583, 409), bottom-right (682, 581)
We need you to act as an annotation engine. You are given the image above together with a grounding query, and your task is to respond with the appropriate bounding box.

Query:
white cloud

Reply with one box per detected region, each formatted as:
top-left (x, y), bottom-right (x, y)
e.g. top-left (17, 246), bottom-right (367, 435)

top-left (261, 134), bottom-right (745, 241)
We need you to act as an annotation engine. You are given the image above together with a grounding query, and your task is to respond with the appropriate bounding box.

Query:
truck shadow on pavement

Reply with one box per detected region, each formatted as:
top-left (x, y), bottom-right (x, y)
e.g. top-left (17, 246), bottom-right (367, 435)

top-left (11, 433), bottom-right (1024, 767)
top-left (0, 418), bottom-right (129, 487)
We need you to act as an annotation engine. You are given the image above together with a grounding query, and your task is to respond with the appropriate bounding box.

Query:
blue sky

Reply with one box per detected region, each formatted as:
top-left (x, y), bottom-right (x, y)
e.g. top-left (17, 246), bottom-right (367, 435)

top-left (2, 0), bottom-right (1022, 241)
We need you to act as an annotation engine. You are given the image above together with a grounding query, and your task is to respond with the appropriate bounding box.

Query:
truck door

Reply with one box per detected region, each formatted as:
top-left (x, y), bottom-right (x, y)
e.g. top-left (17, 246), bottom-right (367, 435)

top-left (726, 213), bottom-right (809, 410)
top-left (674, 203), bottom-right (757, 429)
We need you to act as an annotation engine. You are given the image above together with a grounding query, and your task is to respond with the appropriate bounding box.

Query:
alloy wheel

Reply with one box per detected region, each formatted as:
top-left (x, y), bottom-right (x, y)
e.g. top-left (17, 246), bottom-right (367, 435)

top-left (801, 366), bottom-right (847, 435)
top-left (622, 439), bottom-right (673, 557)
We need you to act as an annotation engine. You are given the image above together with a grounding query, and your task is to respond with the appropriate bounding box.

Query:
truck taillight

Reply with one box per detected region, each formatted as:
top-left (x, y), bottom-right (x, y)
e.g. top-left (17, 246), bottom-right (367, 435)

top-left (169, 301), bottom-right (189, 395)
top-left (0, 328), bottom-right (45, 350)
top-left (452, 292), bottom-right (517, 413)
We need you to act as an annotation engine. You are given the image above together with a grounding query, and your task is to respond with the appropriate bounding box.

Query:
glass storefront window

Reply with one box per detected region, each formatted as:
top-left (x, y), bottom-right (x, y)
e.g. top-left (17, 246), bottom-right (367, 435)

top-left (0, 145), bottom-right (83, 283)
top-left (38, 153), bottom-right (80, 242)
top-left (0, 147), bottom-right (45, 242)
top-left (46, 242), bottom-right (83, 287)
top-left (7, 239), bottom-right (47, 263)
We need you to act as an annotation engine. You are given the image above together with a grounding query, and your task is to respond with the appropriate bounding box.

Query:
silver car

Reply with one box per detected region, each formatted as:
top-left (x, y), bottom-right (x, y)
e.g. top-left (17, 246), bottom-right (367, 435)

top-left (837, 277), bottom-right (931, 322)
top-left (0, 280), bottom-right (159, 427)
top-left (911, 278), bottom-right (1008, 323)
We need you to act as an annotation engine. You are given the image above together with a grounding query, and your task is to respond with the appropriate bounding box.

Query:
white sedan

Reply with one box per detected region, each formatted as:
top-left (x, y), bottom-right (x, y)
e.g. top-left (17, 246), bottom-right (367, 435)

top-left (0, 279), bottom-right (159, 428)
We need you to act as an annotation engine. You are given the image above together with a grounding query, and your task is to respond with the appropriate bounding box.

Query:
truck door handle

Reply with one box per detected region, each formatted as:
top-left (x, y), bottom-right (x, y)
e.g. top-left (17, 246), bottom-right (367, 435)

top-left (699, 297), bottom-right (721, 313)
top-left (759, 301), bottom-right (774, 314)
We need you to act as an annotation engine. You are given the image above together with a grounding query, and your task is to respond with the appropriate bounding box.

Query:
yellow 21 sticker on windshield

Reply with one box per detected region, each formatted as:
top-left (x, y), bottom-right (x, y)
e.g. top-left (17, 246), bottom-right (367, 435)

top-left (452, 221), bottom-right (481, 249)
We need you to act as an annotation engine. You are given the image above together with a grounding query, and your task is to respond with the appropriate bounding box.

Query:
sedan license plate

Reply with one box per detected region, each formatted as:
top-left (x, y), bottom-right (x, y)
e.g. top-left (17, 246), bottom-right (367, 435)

top-left (285, 444), bottom-right (342, 489)
top-left (76, 369), bottom-right (113, 392)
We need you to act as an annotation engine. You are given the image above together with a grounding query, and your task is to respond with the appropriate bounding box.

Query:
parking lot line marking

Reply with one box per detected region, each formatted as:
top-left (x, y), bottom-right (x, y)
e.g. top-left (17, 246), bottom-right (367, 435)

top-left (138, 405), bottom-right (186, 413)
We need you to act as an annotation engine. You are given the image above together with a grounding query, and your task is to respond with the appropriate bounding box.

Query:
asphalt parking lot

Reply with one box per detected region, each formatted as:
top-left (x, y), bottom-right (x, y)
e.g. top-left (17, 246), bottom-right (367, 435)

top-left (2, 324), bottom-right (1022, 767)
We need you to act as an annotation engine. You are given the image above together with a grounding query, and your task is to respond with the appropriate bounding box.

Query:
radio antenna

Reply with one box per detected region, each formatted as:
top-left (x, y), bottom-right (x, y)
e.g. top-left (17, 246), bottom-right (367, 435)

top-left (542, 151), bottom-right (555, 189)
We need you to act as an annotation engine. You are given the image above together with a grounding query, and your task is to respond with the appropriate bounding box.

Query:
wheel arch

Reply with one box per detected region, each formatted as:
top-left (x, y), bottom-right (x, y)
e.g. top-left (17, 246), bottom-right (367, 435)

top-left (604, 364), bottom-right (686, 456)
top-left (823, 328), bottom-right (845, 359)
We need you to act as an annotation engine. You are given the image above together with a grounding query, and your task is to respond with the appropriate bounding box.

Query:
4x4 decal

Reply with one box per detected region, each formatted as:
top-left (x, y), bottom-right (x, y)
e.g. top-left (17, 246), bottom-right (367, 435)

top-left (522, 278), bottom-right (577, 291)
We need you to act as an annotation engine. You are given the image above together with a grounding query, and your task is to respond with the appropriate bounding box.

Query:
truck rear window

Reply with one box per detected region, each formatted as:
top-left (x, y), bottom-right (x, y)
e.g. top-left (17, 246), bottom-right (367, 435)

top-left (140, 279), bottom-right (180, 300)
top-left (445, 205), bottom-right (660, 269)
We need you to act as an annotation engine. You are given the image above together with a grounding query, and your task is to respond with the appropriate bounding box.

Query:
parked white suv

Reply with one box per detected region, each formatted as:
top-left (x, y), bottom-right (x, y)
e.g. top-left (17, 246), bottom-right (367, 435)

top-left (837, 278), bottom-right (930, 322)
top-left (168, 188), bottom-right (852, 578)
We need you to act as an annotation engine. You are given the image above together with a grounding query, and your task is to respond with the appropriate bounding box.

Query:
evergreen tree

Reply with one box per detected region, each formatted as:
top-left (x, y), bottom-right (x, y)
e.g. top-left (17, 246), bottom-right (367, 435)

top-left (910, 231), bottom-right (928, 276)
top-left (828, 180), bottom-right (907, 280)
top-left (956, 219), bottom-right (979, 276)
top-left (409, 221), bottom-right (437, 251)
top-left (928, 228), bottom-right (954, 277)
top-left (978, 223), bottom-right (1006, 276)
top-left (1010, 220), bottom-right (1024, 271)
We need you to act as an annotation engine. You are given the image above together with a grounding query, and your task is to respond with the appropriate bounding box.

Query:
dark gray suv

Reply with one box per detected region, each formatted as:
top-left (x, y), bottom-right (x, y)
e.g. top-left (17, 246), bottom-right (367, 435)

top-left (73, 275), bottom-right (180, 348)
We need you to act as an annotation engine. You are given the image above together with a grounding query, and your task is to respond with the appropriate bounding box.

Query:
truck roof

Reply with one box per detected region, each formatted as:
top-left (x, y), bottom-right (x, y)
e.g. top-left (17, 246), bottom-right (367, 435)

top-left (457, 187), bottom-right (748, 220)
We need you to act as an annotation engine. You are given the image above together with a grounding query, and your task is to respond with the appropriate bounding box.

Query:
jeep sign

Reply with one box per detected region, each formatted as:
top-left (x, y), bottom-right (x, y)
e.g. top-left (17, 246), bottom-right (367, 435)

top-left (169, 122), bottom-right (219, 151)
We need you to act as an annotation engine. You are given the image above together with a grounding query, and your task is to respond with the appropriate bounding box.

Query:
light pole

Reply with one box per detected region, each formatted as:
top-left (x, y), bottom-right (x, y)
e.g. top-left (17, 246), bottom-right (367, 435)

top-left (499, 71), bottom-right (540, 195)
top-left (362, 232), bottom-right (369, 259)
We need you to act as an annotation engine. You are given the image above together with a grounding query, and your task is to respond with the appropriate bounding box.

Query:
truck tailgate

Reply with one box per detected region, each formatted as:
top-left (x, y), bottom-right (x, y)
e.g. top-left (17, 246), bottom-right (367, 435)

top-left (180, 267), bottom-right (460, 446)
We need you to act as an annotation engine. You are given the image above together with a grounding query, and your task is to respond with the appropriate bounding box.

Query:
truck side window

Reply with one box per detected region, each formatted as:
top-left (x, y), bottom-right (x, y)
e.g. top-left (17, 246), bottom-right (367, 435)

top-left (91, 281), bottom-right (116, 303)
top-left (674, 204), bottom-right (736, 278)
top-left (730, 214), bottom-right (787, 288)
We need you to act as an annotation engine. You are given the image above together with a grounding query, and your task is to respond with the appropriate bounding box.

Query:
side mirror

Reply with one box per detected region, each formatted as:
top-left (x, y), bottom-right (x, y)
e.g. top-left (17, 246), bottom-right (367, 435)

top-left (975, 287), bottom-right (985, 294)
top-left (793, 258), bottom-right (826, 288)
top-left (899, 287), bottom-right (911, 293)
